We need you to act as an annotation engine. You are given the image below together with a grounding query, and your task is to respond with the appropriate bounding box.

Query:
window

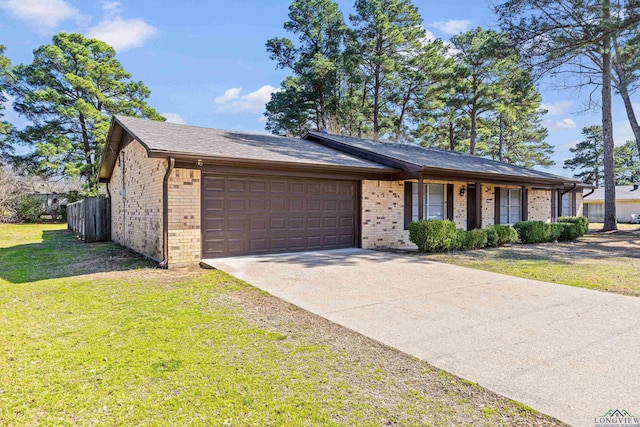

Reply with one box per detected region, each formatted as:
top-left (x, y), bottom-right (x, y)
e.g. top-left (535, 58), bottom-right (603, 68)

top-left (562, 193), bottom-right (572, 217)
top-left (412, 183), bottom-right (446, 221)
top-left (499, 188), bottom-right (521, 224)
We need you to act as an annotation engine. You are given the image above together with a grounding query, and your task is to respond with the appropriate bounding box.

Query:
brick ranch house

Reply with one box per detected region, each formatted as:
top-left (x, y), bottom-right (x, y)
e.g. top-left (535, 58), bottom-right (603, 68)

top-left (98, 116), bottom-right (587, 268)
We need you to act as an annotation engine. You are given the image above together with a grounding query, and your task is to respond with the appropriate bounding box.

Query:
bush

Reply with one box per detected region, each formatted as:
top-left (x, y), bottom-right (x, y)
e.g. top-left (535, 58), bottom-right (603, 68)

top-left (452, 228), bottom-right (467, 251)
top-left (559, 222), bottom-right (582, 241)
top-left (15, 194), bottom-right (44, 222)
top-left (485, 226), bottom-right (499, 247)
top-left (485, 224), bottom-right (518, 247)
top-left (546, 223), bottom-right (565, 242)
top-left (514, 221), bottom-right (548, 244)
top-left (464, 229), bottom-right (488, 249)
top-left (408, 219), bottom-right (459, 252)
top-left (558, 216), bottom-right (588, 236)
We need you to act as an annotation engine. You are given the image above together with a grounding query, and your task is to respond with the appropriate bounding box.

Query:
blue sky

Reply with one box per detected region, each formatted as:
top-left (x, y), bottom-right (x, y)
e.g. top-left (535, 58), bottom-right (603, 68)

top-left (0, 0), bottom-right (637, 176)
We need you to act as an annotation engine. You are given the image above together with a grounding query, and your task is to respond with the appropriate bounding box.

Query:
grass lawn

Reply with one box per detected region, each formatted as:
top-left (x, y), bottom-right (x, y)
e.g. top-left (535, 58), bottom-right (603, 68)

top-left (0, 223), bottom-right (564, 426)
top-left (427, 226), bottom-right (640, 297)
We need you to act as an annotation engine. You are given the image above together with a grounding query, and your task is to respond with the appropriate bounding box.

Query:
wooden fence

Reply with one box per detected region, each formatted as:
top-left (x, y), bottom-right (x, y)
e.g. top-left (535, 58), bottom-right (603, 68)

top-left (67, 197), bottom-right (111, 242)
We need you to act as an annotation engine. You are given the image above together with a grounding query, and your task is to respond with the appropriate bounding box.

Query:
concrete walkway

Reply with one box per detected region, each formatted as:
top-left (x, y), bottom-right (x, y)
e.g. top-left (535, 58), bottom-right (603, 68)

top-left (204, 249), bottom-right (640, 427)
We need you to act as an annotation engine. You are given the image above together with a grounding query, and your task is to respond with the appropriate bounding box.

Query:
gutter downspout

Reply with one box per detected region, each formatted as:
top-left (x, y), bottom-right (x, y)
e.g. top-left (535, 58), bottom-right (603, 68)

top-left (159, 156), bottom-right (175, 269)
top-left (561, 183), bottom-right (577, 196)
top-left (583, 188), bottom-right (595, 198)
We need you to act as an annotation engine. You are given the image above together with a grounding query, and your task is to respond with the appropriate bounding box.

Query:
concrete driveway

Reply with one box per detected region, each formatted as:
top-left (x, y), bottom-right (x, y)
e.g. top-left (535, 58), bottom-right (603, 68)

top-left (204, 248), bottom-right (640, 427)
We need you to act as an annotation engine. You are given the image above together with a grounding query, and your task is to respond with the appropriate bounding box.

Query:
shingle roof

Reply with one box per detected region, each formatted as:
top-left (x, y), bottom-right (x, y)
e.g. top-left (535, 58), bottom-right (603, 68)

top-left (113, 116), bottom-right (394, 171)
top-left (583, 185), bottom-right (640, 201)
top-left (306, 132), bottom-right (579, 184)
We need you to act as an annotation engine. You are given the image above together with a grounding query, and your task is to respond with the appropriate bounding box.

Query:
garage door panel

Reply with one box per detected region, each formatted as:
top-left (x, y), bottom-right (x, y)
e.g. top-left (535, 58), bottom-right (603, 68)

top-left (202, 175), bottom-right (357, 258)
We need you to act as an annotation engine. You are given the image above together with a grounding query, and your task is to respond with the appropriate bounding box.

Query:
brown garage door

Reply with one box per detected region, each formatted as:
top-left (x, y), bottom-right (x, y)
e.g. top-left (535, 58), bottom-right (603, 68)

top-left (202, 175), bottom-right (357, 258)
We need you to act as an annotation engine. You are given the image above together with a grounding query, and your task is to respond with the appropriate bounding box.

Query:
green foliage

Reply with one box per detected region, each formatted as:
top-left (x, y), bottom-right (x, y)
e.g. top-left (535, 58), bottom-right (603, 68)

top-left (546, 223), bottom-right (565, 242)
top-left (558, 216), bottom-right (589, 236)
top-left (464, 229), bottom-right (488, 250)
top-left (564, 126), bottom-right (604, 186)
top-left (14, 194), bottom-right (43, 222)
top-left (8, 33), bottom-right (164, 192)
top-left (614, 140), bottom-right (640, 185)
top-left (558, 223), bottom-right (581, 241)
top-left (0, 45), bottom-right (13, 159)
top-left (485, 224), bottom-right (518, 246)
top-left (408, 219), bottom-right (459, 252)
top-left (513, 221), bottom-right (548, 244)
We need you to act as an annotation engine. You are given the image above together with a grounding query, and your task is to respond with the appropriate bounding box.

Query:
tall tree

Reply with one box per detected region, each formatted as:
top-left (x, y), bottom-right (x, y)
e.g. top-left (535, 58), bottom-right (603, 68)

top-left (265, 0), bottom-right (346, 135)
top-left (613, 28), bottom-right (640, 157)
top-left (495, 0), bottom-right (640, 230)
top-left (0, 45), bottom-right (13, 160)
top-left (564, 125), bottom-right (605, 186)
top-left (349, 0), bottom-right (425, 140)
top-left (8, 33), bottom-right (164, 193)
top-left (449, 28), bottom-right (523, 155)
top-left (614, 139), bottom-right (640, 184)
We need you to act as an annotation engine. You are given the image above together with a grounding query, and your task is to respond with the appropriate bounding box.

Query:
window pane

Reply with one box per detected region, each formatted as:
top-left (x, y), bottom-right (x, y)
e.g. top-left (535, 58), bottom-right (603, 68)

top-left (500, 188), bottom-right (509, 206)
top-left (428, 184), bottom-right (444, 195)
top-left (562, 205), bottom-right (570, 217)
top-left (429, 192), bottom-right (444, 205)
top-left (500, 214), bottom-right (509, 224)
top-left (428, 205), bottom-right (444, 219)
top-left (510, 189), bottom-right (521, 206)
top-left (412, 184), bottom-right (419, 220)
top-left (510, 211), bottom-right (521, 224)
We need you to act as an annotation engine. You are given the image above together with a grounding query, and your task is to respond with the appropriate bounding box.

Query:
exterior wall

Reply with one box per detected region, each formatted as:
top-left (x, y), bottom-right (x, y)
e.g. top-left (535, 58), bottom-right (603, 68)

top-left (361, 180), bottom-right (413, 249)
top-left (480, 184), bottom-right (495, 227)
top-left (528, 189), bottom-right (553, 222)
top-left (575, 192), bottom-right (584, 217)
top-left (110, 140), bottom-right (165, 261)
top-left (451, 182), bottom-right (467, 229)
top-left (167, 168), bottom-right (201, 267)
top-left (585, 200), bottom-right (640, 223)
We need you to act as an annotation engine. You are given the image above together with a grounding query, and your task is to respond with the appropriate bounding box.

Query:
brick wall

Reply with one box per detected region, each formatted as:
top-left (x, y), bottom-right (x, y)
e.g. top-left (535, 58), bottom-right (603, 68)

top-left (110, 140), bottom-right (165, 261)
top-left (481, 184), bottom-right (495, 227)
top-left (575, 192), bottom-right (584, 216)
top-left (167, 168), bottom-right (201, 267)
top-left (361, 180), bottom-right (412, 249)
top-left (528, 189), bottom-right (552, 222)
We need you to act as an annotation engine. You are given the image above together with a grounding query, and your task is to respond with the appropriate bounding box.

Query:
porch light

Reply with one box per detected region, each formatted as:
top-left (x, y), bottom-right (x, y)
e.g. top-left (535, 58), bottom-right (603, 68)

top-left (459, 186), bottom-right (466, 197)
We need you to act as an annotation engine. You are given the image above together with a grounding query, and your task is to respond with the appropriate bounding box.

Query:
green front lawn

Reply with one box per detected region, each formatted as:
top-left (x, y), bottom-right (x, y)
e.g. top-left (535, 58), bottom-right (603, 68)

top-left (427, 229), bottom-right (640, 296)
top-left (0, 224), bottom-right (563, 426)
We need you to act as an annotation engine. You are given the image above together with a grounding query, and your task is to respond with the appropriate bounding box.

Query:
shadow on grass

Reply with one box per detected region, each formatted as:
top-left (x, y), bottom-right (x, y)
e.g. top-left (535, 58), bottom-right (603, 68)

top-left (0, 229), bottom-right (156, 284)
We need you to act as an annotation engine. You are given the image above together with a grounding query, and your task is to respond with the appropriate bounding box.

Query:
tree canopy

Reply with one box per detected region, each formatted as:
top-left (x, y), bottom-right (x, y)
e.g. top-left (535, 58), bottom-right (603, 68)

top-left (8, 33), bottom-right (164, 193)
top-left (0, 45), bottom-right (13, 160)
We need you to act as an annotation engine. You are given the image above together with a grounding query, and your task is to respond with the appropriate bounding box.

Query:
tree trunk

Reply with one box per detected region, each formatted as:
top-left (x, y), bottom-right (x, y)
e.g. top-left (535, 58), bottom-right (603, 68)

top-left (470, 110), bottom-right (477, 155)
top-left (602, 0), bottom-right (617, 231)
top-left (78, 113), bottom-right (96, 193)
top-left (373, 67), bottom-right (380, 140)
top-left (448, 120), bottom-right (455, 151)
top-left (498, 114), bottom-right (504, 162)
top-left (613, 40), bottom-right (640, 157)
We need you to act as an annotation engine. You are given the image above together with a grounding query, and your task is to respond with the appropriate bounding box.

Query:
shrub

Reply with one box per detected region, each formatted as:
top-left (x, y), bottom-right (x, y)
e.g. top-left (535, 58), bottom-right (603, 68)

top-left (559, 222), bottom-right (582, 241)
top-left (558, 216), bottom-right (588, 236)
top-left (514, 221), bottom-right (548, 244)
top-left (15, 194), bottom-right (44, 222)
top-left (485, 226), bottom-right (499, 247)
top-left (546, 223), bottom-right (565, 242)
top-left (452, 228), bottom-right (467, 251)
top-left (485, 224), bottom-right (518, 246)
top-left (408, 219), bottom-right (459, 252)
top-left (464, 229), bottom-right (488, 249)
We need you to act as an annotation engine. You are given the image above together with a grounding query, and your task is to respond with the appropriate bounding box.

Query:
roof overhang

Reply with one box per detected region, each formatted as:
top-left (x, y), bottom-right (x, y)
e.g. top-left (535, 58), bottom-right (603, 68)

top-left (97, 117), bottom-right (400, 184)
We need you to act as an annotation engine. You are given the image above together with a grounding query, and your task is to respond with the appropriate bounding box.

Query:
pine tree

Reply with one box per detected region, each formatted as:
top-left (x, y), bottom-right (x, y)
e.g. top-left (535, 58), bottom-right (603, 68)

top-left (564, 126), bottom-right (604, 186)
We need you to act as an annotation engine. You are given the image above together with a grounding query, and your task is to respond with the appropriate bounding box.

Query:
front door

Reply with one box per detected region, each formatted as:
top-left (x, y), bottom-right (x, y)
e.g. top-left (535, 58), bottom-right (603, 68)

top-left (467, 184), bottom-right (477, 230)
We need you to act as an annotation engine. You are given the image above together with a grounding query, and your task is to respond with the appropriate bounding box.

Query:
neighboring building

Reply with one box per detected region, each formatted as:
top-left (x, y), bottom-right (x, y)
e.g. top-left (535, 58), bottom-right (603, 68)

top-left (583, 185), bottom-right (640, 223)
top-left (98, 116), bottom-right (587, 268)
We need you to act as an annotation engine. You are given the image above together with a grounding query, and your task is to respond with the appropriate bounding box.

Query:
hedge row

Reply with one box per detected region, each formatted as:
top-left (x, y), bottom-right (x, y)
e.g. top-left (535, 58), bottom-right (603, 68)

top-left (408, 217), bottom-right (588, 253)
top-left (408, 220), bottom-right (517, 253)
top-left (513, 216), bottom-right (588, 244)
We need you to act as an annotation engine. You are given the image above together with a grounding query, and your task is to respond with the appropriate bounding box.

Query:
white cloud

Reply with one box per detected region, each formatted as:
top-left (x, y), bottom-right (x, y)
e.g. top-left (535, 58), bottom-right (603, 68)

top-left (214, 85), bottom-right (280, 113)
top-left (99, 0), bottom-right (123, 18)
top-left (214, 87), bottom-right (242, 105)
top-left (161, 113), bottom-right (186, 125)
top-left (88, 17), bottom-right (157, 51)
top-left (0, 0), bottom-right (83, 30)
top-left (540, 100), bottom-right (573, 116)
top-left (544, 118), bottom-right (577, 131)
top-left (430, 19), bottom-right (472, 35)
